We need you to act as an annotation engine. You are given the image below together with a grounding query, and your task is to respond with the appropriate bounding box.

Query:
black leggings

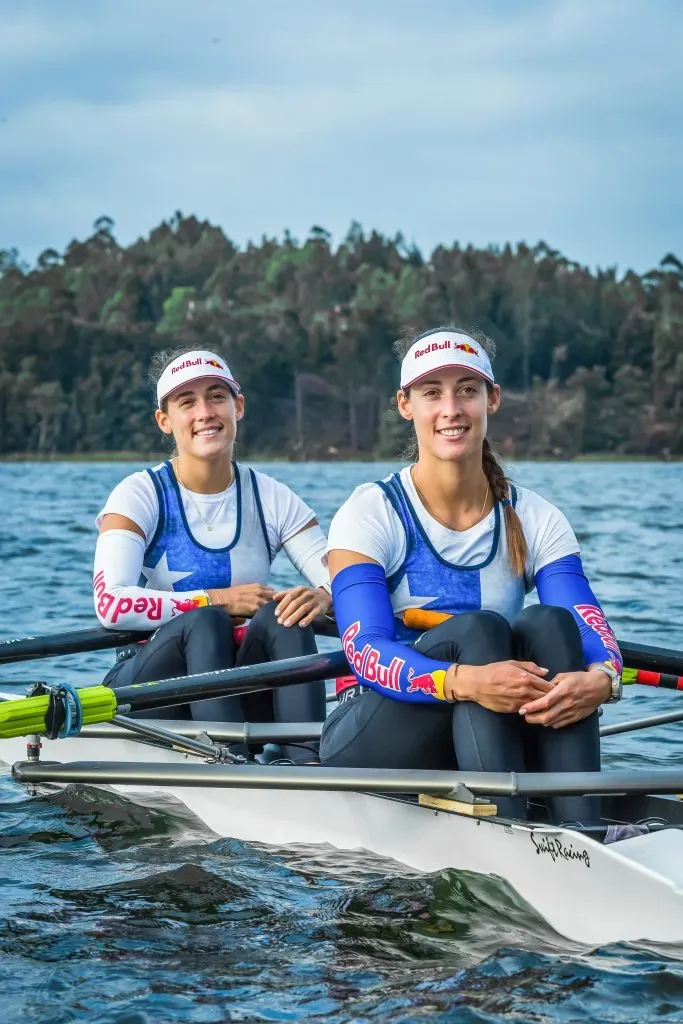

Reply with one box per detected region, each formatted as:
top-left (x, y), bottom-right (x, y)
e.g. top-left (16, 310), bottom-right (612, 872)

top-left (104, 602), bottom-right (326, 759)
top-left (319, 605), bottom-right (601, 824)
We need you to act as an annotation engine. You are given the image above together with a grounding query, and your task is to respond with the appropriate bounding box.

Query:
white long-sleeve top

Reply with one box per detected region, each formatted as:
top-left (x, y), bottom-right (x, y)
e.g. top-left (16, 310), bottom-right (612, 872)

top-left (93, 462), bottom-right (329, 630)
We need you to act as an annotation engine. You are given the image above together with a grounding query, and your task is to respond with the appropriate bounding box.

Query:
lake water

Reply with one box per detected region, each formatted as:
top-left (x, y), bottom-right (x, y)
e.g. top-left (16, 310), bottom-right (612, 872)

top-left (1, 460), bottom-right (682, 1023)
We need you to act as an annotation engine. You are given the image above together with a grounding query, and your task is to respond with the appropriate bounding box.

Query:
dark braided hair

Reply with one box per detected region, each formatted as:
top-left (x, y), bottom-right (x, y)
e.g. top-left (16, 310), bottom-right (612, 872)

top-left (395, 324), bottom-right (527, 576)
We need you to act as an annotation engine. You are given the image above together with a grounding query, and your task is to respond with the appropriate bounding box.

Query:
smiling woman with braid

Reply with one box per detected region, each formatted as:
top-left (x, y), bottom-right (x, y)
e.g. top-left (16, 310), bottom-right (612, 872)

top-left (321, 326), bottom-right (623, 824)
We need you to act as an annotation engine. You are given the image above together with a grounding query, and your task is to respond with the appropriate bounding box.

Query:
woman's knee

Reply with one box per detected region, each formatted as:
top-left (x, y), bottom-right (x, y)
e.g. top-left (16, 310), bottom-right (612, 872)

top-left (182, 605), bottom-right (234, 637)
top-left (516, 603), bottom-right (576, 633)
top-left (515, 604), bottom-right (580, 648)
top-left (457, 609), bottom-right (512, 639)
top-left (250, 599), bottom-right (315, 640)
top-left (513, 604), bottom-right (583, 671)
top-left (248, 599), bottom-right (280, 633)
top-left (425, 609), bottom-right (512, 663)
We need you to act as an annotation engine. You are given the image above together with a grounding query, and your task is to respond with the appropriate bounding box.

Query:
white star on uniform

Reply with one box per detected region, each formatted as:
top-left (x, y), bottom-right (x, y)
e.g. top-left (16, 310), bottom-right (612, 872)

top-left (140, 551), bottom-right (194, 590)
top-left (392, 574), bottom-right (437, 612)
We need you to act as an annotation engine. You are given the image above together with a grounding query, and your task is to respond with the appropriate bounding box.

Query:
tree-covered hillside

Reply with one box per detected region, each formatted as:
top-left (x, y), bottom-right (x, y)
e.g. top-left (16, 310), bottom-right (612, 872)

top-left (1, 215), bottom-right (681, 459)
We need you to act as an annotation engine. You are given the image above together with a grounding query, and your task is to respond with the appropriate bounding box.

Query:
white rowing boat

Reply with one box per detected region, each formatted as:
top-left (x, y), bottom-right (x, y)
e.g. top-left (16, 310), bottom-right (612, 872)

top-left (2, 711), bottom-right (683, 948)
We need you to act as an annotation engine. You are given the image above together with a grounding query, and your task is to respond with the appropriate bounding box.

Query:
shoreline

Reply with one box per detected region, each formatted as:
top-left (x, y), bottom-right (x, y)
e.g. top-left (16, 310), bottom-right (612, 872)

top-left (0, 452), bottom-right (679, 464)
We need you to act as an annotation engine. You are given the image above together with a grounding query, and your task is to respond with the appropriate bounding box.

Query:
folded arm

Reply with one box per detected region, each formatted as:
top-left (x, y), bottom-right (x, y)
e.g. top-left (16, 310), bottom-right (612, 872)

top-left (94, 518), bottom-right (210, 630)
top-left (534, 553), bottom-right (622, 672)
top-left (330, 557), bottom-right (452, 702)
top-left (274, 520), bottom-right (332, 626)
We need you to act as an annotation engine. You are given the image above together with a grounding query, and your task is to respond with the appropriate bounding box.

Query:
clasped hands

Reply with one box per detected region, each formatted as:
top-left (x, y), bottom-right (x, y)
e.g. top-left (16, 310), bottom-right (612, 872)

top-left (206, 583), bottom-right (332, 627)
top-left (444, 659), bottom-right (612, 729)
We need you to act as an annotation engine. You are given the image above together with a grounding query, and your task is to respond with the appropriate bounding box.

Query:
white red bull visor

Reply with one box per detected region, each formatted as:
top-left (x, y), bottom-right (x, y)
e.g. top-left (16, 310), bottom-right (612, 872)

top-left (156, 350), bottom-right (240, 408)
top-left (400, 331), bottom-right (494, 389)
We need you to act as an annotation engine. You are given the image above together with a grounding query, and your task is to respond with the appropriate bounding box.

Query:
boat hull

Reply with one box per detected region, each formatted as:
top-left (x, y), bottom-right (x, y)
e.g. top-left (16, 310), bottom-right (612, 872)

top-left (2, 729), bottom-right (683, 946)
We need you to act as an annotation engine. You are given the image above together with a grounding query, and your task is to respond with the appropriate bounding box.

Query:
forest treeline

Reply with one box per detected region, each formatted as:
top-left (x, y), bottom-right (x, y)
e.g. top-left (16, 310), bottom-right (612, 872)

top-left (1, 214), bottom-right (682, 459)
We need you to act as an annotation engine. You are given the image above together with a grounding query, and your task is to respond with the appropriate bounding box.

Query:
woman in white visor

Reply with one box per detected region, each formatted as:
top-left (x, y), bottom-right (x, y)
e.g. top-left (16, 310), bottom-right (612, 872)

top-left (322, 325), bottom-right (622, 823)
top-left (93, 348), bottom-right (331, 760)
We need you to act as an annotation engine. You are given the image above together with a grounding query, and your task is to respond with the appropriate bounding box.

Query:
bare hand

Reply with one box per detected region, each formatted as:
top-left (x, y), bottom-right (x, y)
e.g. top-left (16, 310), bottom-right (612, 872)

top-left (273, 586), bottom-right (332, 628)
top-left (519, 669), bottom-right (612, 729)
top-left (207, 583), bottom-right (276, 618)
top-left (450, 660), bottom-right (552, 712)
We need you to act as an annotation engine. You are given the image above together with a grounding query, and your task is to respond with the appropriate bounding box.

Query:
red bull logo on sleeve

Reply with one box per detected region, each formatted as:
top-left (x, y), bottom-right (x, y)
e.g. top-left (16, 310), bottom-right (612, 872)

top-left (341, 621), bottom-right (404, 692)
top-left (574, 604), bottom-right (623, 668)
top-left (406, 667), bottom-right (447, 699)
top-left (93, 571), bottom-right (163, 623)
top-left (171, 595), bottom-right (209, 616)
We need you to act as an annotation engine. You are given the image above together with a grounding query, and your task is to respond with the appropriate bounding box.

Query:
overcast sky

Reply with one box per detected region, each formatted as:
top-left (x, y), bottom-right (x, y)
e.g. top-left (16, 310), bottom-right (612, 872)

top-left (1, 0), bottom-right (680, 272)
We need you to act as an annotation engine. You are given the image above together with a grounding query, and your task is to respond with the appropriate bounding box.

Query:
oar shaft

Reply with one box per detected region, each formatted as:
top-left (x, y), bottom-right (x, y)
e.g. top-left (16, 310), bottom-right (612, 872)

top-left (622, 667), bottom-right (683, 690)
top-left (112, 650), bottom-right (349, 712)
top-left (600, 709), bottom-right (683, 736)
top-left (403, 614), bottom-right (683, 679)
top-left (78, 720), bottom-right (324, 743)
top-left (12, 762), bottom-right (683, 797)
top-left (0, 617), bottom-right (340, 667)
top-left (0, 627), bottom-right (147, 664)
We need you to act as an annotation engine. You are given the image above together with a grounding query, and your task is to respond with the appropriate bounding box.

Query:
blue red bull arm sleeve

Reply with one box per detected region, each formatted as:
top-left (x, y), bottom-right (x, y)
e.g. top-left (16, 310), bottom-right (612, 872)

top-left (534, 554), bottom-right (623, 672)
top-left (332, 563), bottom-right (452, 701)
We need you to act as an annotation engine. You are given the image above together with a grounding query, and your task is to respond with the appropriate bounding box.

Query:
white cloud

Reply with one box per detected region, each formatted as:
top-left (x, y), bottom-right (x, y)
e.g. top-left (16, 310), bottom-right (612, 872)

top-left (0, 0), bottom-right (680, 271)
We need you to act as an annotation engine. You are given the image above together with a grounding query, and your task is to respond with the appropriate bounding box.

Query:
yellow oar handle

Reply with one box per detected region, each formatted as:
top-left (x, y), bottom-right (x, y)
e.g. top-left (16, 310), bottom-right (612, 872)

top-left (0, 685), bottom-right (117, 739)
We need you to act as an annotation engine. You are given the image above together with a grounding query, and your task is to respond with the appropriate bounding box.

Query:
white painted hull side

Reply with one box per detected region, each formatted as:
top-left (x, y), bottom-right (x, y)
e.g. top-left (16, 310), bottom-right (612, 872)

top-left (2, 731), bottom-right (683, 947)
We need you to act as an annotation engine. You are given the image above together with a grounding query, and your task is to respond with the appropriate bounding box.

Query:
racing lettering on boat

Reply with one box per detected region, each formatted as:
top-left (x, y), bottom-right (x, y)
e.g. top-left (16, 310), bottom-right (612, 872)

top-left (530, 832), bottom-right (591, 868)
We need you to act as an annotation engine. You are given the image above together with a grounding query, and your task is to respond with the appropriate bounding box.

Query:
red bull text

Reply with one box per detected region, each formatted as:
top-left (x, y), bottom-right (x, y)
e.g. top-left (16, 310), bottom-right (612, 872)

top-left (93, 571), bottom-right (162, 624)
top-left (341, 621), bottom-right (404, 692)
top-left (414, 338), bottom-right (480, 360)
top-left (574, 604), bottom-right (623, 669)
top-left (171, 356), bottom-right (203, 374)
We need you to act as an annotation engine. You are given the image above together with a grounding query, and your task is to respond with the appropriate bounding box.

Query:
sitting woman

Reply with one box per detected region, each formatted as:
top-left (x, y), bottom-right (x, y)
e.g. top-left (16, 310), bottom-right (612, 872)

top-left (93, 348), bottom-right (331, 759)
top-left (321, 326), bottom-right (622, 823)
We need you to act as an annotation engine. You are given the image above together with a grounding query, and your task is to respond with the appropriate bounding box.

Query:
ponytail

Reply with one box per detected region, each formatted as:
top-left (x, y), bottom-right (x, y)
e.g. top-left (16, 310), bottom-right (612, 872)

top-left (482, 438), bottom-right (527, 576)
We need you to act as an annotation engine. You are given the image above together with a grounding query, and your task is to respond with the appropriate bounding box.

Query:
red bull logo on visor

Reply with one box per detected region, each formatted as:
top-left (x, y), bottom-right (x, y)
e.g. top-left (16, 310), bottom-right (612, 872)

top-left (414, 339), bottom-right (481, 360)
top-left (204, 358), bottom-right (223, 369)
top-left (171, 356), bottom-right (202, 374)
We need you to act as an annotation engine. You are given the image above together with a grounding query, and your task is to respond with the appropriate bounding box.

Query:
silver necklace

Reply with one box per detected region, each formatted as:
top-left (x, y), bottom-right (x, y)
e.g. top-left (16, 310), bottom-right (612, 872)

top-left (175, 462), bottom-right (232, 532)
top-left (410, 466), bottom-right (490, 530)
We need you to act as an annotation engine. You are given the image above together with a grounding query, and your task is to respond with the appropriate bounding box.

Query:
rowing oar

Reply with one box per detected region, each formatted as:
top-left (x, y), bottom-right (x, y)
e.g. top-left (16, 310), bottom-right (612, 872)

top-left (402, 609), bottom-right (683, 680)
top-left (13, 761), bottom-right (683, 798)
top-left (0, 616), bottom-right (341, 667)
top-left (0, 650), bottom-right (350, 739)
top-left (0, 626), bottom-right (149, 665)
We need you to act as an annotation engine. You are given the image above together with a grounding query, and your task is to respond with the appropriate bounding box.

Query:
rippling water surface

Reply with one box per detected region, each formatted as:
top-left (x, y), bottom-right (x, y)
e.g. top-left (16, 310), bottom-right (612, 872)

top-left (1, 460), bottom-right (683, 1023)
